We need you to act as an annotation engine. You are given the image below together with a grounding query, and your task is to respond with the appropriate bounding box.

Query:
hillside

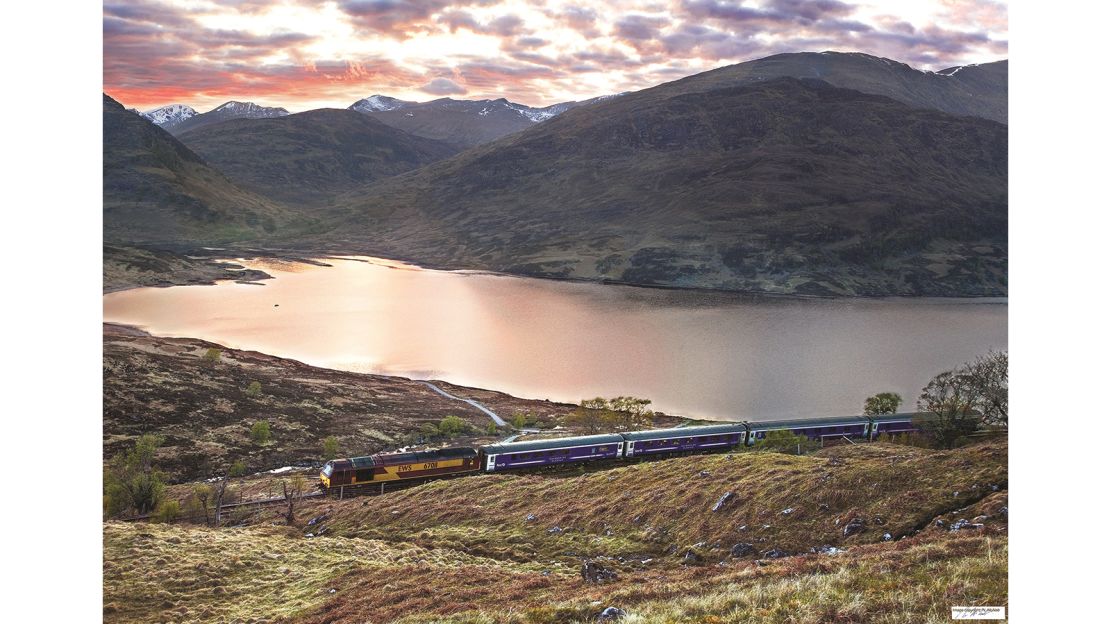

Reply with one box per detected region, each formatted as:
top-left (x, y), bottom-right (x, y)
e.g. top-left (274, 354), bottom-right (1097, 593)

top-left (103, 439), bottom-right (1008, 623)
top-left (167, 100), bottom-right (289, 135)
top-left (102, 94), bottom-right (291, 244)
top-left (102, 324), bottom-right (680, 481)
top-left (351, 95), bottom-right (618, 148)
top-left (177, 109), bottom-right (460, 206)
top-left (667, 51), bottom-right (1007, 123)
top-left (328, 77), bottom-right (1008, 297)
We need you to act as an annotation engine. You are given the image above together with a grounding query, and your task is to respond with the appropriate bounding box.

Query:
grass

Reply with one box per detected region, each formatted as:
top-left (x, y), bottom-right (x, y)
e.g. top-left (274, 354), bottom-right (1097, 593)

top-left (104, 440), bottom-right (1007, 623)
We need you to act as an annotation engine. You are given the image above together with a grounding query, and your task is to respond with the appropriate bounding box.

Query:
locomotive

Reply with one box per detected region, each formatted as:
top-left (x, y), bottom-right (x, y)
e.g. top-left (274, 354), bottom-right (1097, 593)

top-left (320, 412), bottom-right (923, 494)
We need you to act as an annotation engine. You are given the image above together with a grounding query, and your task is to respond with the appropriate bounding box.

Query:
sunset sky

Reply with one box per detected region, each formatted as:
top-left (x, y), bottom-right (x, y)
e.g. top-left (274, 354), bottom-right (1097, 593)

top-left (104, 0), bottom-right (1008, 112)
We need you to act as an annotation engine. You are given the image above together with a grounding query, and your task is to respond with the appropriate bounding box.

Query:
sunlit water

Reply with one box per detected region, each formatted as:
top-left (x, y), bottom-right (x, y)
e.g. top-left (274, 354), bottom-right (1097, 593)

top-left (103, 256), bottom-right (1007, 421)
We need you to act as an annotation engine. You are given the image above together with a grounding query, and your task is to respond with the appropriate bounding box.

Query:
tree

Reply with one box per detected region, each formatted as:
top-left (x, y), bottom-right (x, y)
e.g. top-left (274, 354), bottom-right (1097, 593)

top-left (863, 392), bottom-right (903, 415)
top-left (245, 381), bottom-right (262, 397)
top-left (212, 474), bottom-right (231, 528)
top-left (566, 396), bottom-right (654, 433)
top-left (486, 422), bottom-right (499, 436)
top-left (916, 370), bottom-right (981, 448)
top-left (104, 434), bottom-right (167, 516)
top-left (963, 351), bottom-right (1008, 427)
top-left (281, 474), bottom-right (307, 525)
top-left (323, 436), bottom-right (339, 460)
top-left (251, 421), bottom-right (272, 444)
top-left (510, 411), bottom-right (529, 429)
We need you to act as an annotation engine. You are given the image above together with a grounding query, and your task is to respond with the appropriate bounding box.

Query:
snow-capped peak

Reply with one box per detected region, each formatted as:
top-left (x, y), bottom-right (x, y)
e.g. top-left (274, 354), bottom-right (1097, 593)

top-left (350, 95), bottom-right (412, 113)
top-left (141, 104), bottom-right (198, 127)
top-left (212, 101), bottom-right (289, 117)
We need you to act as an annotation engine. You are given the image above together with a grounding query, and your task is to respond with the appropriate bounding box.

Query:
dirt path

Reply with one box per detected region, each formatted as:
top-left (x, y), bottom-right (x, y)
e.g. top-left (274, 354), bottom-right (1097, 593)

top-left (420, 381), bottom-right (508, 427)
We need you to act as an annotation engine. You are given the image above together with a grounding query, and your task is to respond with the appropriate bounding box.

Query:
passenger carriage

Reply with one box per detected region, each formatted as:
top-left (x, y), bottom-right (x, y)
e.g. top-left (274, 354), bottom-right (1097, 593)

top-left (479, 434), bottom-right (625, 472)
top-left (621, 424), bottom-right (747, 457)
top-left (867, 413), bottom-right (921, 439)
top-left (743, 416), bottom-right (872, 445)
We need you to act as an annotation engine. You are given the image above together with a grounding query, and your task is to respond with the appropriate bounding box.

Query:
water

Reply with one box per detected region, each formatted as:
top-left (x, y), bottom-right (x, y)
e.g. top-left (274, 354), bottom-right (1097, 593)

top-left (102, 256), bottom-right (1007, 421)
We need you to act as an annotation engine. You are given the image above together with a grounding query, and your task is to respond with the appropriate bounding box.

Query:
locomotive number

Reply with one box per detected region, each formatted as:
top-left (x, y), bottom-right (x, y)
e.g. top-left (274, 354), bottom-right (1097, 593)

top-left (422, 462), bottom-right (438, 470)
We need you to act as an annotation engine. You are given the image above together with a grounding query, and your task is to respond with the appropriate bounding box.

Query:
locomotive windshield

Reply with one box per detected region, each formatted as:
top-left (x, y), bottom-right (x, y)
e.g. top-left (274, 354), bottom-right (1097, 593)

top-left (321, 463), bottom-right (333, 476)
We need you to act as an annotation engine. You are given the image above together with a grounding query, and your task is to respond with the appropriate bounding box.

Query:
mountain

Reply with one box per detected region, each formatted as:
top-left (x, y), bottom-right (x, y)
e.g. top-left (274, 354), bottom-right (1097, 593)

top-left (348, 94), bottom-right (620, 148)
top-left (665, 51), bottom-right (1007, 123)
top-left (140, 104), bottom-right (198, 131)
top-left (349, 94), bottom-right (415, 113)
top-left (329, 76), bottom-right (1007, 297)
top-left (103, 93), bottom-right (288, 244)
top-left (176, 108), bottom-right (460, 206)
top-left (167, 100), bottom-right (289, 135)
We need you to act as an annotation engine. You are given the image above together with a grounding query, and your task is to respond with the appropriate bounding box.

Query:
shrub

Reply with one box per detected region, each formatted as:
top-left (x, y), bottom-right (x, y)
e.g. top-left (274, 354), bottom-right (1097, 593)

top-left (323, 436), bottom-right (339, 460)
top-left (245, 381), bottom-right (262, 397)
top-left (251, 421), bottom-right (272, 444)
top-left (486, 422), bottom-right (499, 436)
top-left (152, 500), bottom-right (180, 523)
top-left (229, 460), bottom-right (247, 477)
top-left (202, 348), bottom-right (221, 363)
top-left (753, 429), bottom-right (819, 454)
top-left (437, 415), bottom-right (468, 437)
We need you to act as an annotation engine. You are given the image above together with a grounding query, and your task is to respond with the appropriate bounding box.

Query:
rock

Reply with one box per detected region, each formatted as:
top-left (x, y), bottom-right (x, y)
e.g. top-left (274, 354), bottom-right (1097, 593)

top-left (307, 514), bottom-right (328, 526)
top-left (972, 515), bottom-right (989, 523)
top-left (882, 533), bottom-right (893, 541)
top-left (315, 526), bottom-right (328, 536)
top-left (598, 606), bottom-right (626, 621)
top-left (525, 513), bottom-right (537, 522)
top-left (548, 526), bottom-right (563, 534)
top-left (781, 507), bottom-right (795, 515)
top-left (818, 503), bottom-right (830, 511)
top-left (843, 518), bottom-right (866, 537)
top-left (935, 519), bottom-right (947, 528)
top-left (698, 470), bottom-right (711, 477)
top-left (730, 543), bottom-right (755, 557)
top-left (303, 533), bottom-right (314, 538)
top-left (999, 506), bottom-right (1008, 518)
top-left (682, 550), bottom-right (702, 564)
top-left (762, 549), bottom-right (788, 559)
top-left (813, 545), bottom-right (843, 555)
top-left (712, 491), bottom-right (735, 512)
top-left (581, 560), bottom-right (618, 584)
top-left (737, 525), bottom-right (747, 531)
top-left (950, 519), bottom-right (985, 531)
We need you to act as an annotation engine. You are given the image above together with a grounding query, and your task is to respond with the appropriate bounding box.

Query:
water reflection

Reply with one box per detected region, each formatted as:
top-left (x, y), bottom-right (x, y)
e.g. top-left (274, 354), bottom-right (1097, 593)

top-left (103, 257), bottom-right (1007, 421)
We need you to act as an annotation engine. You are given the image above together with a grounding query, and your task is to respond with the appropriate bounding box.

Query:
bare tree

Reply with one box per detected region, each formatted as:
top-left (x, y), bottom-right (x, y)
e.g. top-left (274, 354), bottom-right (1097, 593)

top-left (281, 475), bottom-right (307, 526)
top-left (192, 484), bottom-right (212, 526)
top-left (916, 371), bottom-right (981, 448)
top-left (212, 474), bottom-right (231, 528)
top-left (963, 350), bottom-right (1008, 427)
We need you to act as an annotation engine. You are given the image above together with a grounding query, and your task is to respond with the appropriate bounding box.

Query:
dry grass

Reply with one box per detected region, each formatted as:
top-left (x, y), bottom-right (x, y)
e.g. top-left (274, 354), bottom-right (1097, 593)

top-left (106, 440), bottom-right (1007, 623)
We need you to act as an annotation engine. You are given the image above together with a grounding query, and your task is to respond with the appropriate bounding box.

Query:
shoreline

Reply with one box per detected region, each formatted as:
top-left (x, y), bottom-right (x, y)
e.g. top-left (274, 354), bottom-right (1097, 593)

top-left (104, 244), bottom-right (1010, 303)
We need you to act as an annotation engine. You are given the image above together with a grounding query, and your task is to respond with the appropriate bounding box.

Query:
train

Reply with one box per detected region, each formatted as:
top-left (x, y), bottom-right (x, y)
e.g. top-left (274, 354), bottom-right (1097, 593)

top-left (319, 412), bottom-right (923, 493)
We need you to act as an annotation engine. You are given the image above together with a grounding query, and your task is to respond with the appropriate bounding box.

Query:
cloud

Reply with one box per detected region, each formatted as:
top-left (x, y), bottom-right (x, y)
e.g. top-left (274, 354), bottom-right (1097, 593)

top-left (104, 0), bottom-right (1008, 111)
top-left (420, 77), bottom-right (468, 95)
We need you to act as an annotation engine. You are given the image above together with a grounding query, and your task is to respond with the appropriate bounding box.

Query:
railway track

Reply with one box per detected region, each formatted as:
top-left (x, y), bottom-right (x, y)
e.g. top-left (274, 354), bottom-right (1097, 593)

top-left (121, 490), bottom-right (325, 522)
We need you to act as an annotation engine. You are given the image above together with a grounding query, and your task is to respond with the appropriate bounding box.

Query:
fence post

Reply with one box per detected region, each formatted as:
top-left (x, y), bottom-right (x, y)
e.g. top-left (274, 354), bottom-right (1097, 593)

top-left (339, 485), bottom-right (344, 500)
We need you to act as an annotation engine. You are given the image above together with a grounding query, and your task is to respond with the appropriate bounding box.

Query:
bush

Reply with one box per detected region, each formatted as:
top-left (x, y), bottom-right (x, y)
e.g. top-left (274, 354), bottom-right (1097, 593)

top-left (437, 415), bottom-right (469, 437)
top-left (229, 460), bottom-right (247, 477)
top-left (486, 422), bottom-right (499, 436)
top-left (753, 429), bottom-right (819, 454)
top-left (251, 421), bottom-right (272, 444)
top-left (202, 348), bottom-right (221, 363)
top-left (323, 436), bottom-right (339, 460)
top-left (152, 500), bottom-right (180, 523)
top-left (245, 381), bottom-right (262, 397)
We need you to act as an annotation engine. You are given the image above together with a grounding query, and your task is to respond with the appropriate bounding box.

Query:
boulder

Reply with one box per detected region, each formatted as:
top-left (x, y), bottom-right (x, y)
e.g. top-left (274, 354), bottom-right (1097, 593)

top-left (598, 607), bottom-right (626, 621)
top-left (843, 518), bottom-right (866, 537)
top-left (730, 543), bottom-right (755, 557)
top-left (525, 513), bottom-right (537, 522)
top-left (882, 533), bottom-right (892, 541)
top-left (712, 492), bottom-right (735, 512)
top-left (762, 549), bottom-right (789, 559)
top-left (581, 560), bottom-right (618, 584)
